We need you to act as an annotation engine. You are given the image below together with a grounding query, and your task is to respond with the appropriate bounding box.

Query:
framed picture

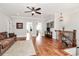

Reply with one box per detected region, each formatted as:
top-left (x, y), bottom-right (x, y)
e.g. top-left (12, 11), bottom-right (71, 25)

top-left (16, 23), bottom-right (23, 29)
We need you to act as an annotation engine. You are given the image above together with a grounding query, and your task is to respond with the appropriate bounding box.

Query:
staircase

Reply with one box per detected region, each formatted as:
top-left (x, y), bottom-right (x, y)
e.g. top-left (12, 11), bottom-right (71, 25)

top-left (62, 34), bottom-right (73, 48)
top-left (55, 30), bottom-right (76, 49)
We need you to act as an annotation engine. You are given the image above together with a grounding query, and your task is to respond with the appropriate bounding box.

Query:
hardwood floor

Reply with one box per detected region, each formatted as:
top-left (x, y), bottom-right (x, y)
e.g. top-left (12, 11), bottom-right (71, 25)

top-left (32, 37), bottom-right (71, 56)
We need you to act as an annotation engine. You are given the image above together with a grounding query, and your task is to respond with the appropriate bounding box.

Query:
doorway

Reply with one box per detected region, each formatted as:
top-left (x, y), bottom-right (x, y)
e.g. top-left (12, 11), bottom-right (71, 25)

top-left (26, 22), bottom-right (33, 40)
top-left (36, 22), bottom-right (43, 44)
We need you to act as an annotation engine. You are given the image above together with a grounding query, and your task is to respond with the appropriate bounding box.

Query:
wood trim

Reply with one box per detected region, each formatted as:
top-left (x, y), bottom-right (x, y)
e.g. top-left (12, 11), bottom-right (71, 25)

top-left (55, 30), bottom-right (73, 33)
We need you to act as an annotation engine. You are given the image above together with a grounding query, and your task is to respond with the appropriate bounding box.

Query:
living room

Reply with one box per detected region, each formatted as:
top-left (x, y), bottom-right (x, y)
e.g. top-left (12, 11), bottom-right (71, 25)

top-left (0, 3), bottom-right (79, 56)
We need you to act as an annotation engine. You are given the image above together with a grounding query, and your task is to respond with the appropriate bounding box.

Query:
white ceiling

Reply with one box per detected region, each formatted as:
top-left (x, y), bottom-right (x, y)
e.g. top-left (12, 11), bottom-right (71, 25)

top-left (0, 3), bottom-right (79, 18)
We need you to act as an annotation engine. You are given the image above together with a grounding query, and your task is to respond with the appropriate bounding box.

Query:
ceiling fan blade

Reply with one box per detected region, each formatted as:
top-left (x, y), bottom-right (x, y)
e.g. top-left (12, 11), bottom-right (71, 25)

top-left (35, 8), bottom-right (41, 11)
top-left (24, 11), bottom-right (32, 13)
top-left (32, 7), bottom-right (35, 11)
top-left (35, 12), bottom-right (41, 14)
top-left (27, 7), bottom-right (32, 10)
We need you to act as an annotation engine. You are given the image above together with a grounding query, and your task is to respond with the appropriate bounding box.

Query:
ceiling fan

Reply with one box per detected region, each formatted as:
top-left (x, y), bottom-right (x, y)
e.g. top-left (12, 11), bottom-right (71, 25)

top-left (24, 6), bottom-right (41, 16)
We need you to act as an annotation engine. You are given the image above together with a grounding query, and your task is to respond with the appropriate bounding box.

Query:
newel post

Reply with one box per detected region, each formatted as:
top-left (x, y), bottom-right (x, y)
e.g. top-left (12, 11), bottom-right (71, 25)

top-left (72, 30), bottom-right (76, 47)
top-left (58, 30), bottom-right (63, 49)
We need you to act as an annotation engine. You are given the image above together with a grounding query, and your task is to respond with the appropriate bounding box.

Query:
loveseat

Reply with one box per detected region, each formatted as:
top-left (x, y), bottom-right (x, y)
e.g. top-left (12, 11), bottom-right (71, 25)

top-left (0, 32), bottom-right (16, 55)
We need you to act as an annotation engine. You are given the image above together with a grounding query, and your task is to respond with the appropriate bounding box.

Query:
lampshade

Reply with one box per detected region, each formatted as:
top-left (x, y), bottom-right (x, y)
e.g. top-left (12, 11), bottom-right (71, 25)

top-left (59, 12), bottom-right (63, 21)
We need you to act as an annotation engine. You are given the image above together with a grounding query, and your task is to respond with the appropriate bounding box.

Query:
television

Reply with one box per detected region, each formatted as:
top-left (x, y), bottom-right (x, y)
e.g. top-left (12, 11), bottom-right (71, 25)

top-left (47, 27), bottom-right (50, 32)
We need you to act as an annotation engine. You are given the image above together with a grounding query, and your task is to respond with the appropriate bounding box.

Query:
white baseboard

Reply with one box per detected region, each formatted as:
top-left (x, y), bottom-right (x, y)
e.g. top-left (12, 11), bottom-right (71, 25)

top-left (17, 34), bottom-right (45, 37)
top-left (17, 35), bottom-right (26, 37)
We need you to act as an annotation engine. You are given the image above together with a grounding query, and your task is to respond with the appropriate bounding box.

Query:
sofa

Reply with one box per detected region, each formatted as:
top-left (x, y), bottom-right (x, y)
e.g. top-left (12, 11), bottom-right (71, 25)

top-left (0, 32), bottom-right (16, 55)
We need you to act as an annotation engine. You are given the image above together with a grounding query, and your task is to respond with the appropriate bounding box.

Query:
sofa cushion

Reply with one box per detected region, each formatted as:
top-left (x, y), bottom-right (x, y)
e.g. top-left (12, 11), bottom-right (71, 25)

top-left (1, 40), bottom-right (10, 49)
top-left (0, 37), bottom-right (15, 47)
top-left (1, 38), bottom-right (15, 48)
top-left (1, 32), bottom-right (7, 39)
top-left (9, 33), bottom-right (15, 38)
top-left (0, 34), bottom-right (4, 40)
top-left (6, 38), bottom-right (14, 41)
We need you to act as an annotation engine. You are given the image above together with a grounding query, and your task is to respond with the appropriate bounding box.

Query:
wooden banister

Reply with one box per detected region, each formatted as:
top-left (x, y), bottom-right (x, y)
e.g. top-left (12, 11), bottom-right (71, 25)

top-left (58, 31), bottom-right (63, 49)
top-left (72, 30), bottom-right (76, 47)
top-left (55, 29), bottom-right (76, 49)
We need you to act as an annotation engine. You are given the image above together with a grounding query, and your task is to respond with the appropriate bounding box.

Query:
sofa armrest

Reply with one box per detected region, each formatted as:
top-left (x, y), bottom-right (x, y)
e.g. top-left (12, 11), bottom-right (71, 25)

top-left (0, 42), bottom-right (1, 49)
top-left (0, 43), bottom-right (2, 55)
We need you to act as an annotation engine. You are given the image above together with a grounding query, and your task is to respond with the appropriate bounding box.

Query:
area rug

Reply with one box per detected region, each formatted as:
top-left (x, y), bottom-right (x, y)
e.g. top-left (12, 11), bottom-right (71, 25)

top-left (64, 47), bottom-right (76, 56)
top-left (2, 40), bottom-right (36, 56)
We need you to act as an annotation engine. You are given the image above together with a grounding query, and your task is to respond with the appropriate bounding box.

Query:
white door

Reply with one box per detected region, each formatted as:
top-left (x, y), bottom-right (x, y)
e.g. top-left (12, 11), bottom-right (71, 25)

top-left (26, 22), bottom-right (33, 40)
